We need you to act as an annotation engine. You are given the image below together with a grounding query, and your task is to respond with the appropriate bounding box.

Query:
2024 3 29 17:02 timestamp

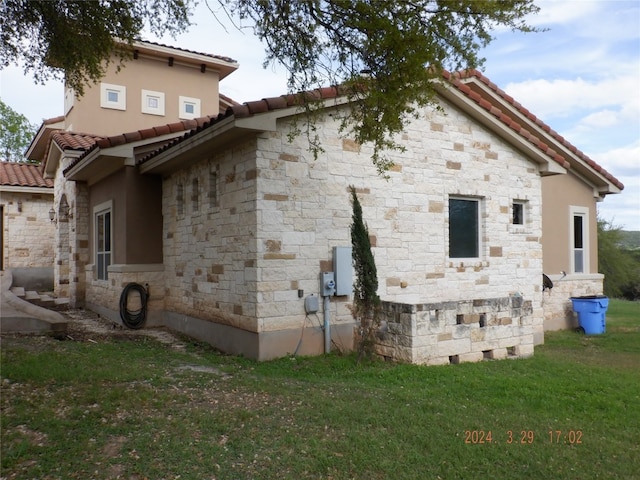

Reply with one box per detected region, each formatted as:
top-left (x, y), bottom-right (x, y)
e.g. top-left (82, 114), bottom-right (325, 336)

top-left (464, 430), bottom-right (583, 444)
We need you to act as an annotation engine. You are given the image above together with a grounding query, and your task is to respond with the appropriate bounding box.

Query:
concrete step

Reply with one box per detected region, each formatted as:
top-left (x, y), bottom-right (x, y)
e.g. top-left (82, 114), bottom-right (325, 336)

top-left (24, 290), bottom-right (40, 301)
top-left (10, 286), bottom-right (25, 297)
top-left (33, 294), bottom-right (55, 308)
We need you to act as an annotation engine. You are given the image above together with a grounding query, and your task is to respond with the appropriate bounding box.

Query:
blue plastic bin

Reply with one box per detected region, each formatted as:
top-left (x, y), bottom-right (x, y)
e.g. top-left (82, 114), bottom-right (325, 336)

top-left (570, 295), bottom-right (609, 334)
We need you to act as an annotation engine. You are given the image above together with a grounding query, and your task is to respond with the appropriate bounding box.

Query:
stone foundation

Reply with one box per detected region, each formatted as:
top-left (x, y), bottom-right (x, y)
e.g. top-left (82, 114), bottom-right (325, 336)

top-left (377, 295), bottom-right (537, 365)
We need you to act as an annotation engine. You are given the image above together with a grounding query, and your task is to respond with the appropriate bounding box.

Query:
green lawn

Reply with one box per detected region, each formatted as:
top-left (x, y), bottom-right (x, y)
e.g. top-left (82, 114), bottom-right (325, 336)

top-left (2, 299), bottom-right (639, 479)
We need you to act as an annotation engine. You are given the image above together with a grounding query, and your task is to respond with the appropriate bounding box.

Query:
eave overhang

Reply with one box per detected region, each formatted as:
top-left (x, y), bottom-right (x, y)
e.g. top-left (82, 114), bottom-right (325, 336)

top-left (435, 81), bottom-right (568, 176)
top-left (458, 76), bottom-right (622, 196)
top-left (65, 132), bottom-right (186, 184)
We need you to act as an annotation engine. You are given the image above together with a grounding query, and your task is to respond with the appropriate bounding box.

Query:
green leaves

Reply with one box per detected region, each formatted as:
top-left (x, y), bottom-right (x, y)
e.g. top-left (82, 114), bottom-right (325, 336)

top-left (0, 100), bottom-right (37, 162)
top-left (232, 0), bottom-right (541, 172)
top-left (1, 0), bottom-right (194, 95)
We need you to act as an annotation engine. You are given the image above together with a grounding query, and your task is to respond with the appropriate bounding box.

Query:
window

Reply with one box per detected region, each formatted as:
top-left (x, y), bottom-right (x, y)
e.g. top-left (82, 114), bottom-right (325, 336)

top-left (177, 182), bottom-right (184, 216)
top-left (192, 178), bottom-right (199, 212)
top-left (141, 89), bottom-right (165, 116)
top-left (100, 83), bottom-right (126, 110)
top-left (449, 197), bottom-right (481, 258)
top-left (179, 96), bottom-right (201, 119)
top-left (142, 90), bottom-right (163, 114)
top-left (512, 201), bottom-right (525, 225)
top-left (94, 201), bottom-right (112, 280)
top-left (209, 166), bottom-right (218, 208)
top-left (570, 206), bottom-right (589, 273)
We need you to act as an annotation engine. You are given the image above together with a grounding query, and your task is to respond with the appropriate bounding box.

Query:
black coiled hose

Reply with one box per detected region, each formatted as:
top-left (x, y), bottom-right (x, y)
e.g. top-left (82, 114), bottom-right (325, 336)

top-left (119, 283), bottom-right (148, 329)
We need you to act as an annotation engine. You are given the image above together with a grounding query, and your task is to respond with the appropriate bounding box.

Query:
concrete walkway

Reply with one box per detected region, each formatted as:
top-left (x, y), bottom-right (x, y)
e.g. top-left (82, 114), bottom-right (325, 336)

top-left (0, 270), bottom-right (67, 337)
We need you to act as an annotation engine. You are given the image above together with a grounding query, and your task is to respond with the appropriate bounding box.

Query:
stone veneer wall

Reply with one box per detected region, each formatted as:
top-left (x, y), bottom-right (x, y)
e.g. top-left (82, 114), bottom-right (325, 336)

top-left (542, 273), bottom-right (604, 331)
top-left (0, 190), bottom-right (55, 268)
top-left (158, 96), bottom-right (545, 361)
top-left (377, 296), bottom-right (535, 365)
top-left (85, 263), bottom-right (165, 326)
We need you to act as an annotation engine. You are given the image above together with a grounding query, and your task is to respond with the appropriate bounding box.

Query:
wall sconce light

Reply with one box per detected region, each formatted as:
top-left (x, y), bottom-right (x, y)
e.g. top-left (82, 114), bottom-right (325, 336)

top-left (17, 200), bottom-right (22, 212)
top-left (49, 207), bottom-right (56, 223)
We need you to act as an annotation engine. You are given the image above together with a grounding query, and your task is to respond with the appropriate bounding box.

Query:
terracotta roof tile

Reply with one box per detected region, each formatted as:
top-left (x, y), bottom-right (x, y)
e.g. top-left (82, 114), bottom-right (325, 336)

top-left (0, 161), bottom-right (54, 188)
top-left (61, 116), bottom-right (218, 176)
top-left (116, 71), bottom-right (620, 192)
top-left (455, 69), bottom-right (623, 190)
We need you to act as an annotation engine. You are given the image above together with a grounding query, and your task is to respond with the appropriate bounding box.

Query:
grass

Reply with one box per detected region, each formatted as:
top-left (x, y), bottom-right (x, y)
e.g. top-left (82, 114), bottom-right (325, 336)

top-left (1, 299), bottom-right (639, 479)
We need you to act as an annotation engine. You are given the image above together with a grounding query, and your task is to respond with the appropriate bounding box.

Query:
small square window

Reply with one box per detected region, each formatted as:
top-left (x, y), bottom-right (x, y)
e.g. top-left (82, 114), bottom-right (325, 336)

top-left (179, 96), bottom-right (201, 119)
top-left (141, 89), bottom-right (165, 116)
top-left (100, 83), bottom-right (126, 110)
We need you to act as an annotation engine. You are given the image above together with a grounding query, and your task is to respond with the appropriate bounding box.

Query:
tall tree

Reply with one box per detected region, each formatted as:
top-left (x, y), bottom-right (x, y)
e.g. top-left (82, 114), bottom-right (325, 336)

top-left (0, 100), bottom-right (37, 162)
top-left (1, 0), bottom-right (541, 171)
top-left (349, 186), bottom-right (381, 361)
top-left (598, 216), bottom-right (640, 299)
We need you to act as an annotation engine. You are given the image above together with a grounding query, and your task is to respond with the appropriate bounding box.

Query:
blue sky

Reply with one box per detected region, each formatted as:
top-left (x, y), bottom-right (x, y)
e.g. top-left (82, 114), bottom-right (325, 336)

top-left (1, 0), bottom-right (638, 230)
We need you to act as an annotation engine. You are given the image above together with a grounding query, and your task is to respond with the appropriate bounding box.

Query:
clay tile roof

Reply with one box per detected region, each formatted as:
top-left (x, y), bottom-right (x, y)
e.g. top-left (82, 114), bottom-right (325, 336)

top-left (137, 74), bottom-right (623, 192)
top-left (52, 132), bottom-right (104, 151)
top-left (138, 40), bottom-right (237, 64)
top-left (0, 161), bottom-right (54, 188)
top-left (450, 69), bottom-right (623, 190)
top-left (62, 116), bottom-right (219, 176)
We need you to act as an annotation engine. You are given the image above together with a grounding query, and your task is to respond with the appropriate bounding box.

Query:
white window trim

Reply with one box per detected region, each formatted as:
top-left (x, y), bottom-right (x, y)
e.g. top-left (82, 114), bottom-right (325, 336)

top-left (94, 200), bottom-right (113, 281)
top-left (141, 89), bottom-right (165, 116)
top-left (179, 96), bottom-right (201, 120)
top-left (100, 83), bottom-right (126, 110)
top-left (448, 196), bottom-right (483, 261)
top-left (569, 205), bottom-right (589, 274)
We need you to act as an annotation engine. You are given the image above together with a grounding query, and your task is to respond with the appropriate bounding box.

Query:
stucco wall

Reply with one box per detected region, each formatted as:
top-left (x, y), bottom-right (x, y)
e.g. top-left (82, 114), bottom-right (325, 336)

top-left (0, 190), bottom-right (54, 269)
top-left (541, 172), bottom-right (599, 275)
top-left (65, 53), bottom-right (221, 137)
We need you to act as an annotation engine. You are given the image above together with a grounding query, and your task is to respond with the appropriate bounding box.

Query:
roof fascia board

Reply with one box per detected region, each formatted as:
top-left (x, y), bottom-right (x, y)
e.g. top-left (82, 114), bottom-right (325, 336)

top-left (463, 78), bottom-right (618, 190)
top-left (132, 40), bottom-right (238, 79)
top-left (139, 116), bottom-right (237, 174)
top-left (64, 131), bottom-right (187, 181)
top-left (0, 185), bottom-right (54, 194)
top-left (436, 83), bottom-right (566, 175)
top-left (26, 121), bottom-right (64, 161)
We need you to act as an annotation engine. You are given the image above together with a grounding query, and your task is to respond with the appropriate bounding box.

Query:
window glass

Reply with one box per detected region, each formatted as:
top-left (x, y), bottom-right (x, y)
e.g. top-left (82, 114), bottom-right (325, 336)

top-left (96, 209), bottom-right (112, 280)
top-left (573, 214), bottom-right (585, 273)
top-left (513, 202), bottom-right (524, 225)
top-left (449, 198), bottom-right (479, 258)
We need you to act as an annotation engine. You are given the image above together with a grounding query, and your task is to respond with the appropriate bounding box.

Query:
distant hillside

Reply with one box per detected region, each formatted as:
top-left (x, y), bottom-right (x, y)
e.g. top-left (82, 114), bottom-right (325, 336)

top-left (620, 231), bottom-right (640, 250)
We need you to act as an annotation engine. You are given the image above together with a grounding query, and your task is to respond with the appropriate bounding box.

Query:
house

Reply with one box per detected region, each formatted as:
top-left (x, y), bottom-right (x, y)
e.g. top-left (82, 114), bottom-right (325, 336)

top-left (25, 40), bottom-right (239, 304)
top-left (0, 161), bottom-right (55, 288)
top-left (25, 40), bottom-right (622, 362)
top-left (447, 71), bottom-right (623, 332)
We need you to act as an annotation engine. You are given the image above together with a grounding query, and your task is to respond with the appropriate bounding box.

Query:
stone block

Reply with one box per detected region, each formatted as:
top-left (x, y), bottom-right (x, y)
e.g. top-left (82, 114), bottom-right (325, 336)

top-left (486, 348), bottom-right (508, 360)
top-left (515, 344), bottom-right (534, 358)
top-left (458, 352), bottom-right (484, 363)
top-left (437, 338), bottom-right (471, 357)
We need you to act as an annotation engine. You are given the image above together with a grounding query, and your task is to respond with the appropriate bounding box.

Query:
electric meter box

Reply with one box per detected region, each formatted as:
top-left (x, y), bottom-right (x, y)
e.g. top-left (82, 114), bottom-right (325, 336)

top-left (333, 246), bottom-right (353, 296)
